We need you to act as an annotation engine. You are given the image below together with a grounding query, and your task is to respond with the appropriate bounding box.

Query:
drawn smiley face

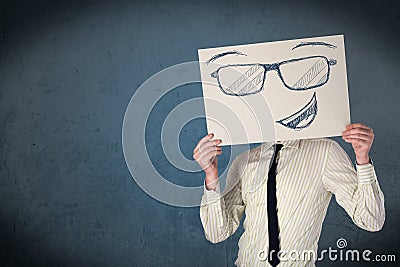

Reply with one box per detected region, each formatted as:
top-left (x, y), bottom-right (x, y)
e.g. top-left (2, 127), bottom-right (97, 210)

top-left (207, 41), bottom-right (338, 131)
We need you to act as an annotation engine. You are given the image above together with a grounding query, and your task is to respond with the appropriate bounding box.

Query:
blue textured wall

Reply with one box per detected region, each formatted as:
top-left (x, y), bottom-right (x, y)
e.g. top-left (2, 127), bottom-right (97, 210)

top-left (0, 0), bottom-right (399, 266)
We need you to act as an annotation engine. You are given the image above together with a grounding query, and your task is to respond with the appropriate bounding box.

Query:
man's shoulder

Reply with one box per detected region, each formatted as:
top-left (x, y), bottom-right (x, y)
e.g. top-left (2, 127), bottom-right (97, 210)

top-left (300, 137), bottom-right (338, 147)
top-left (231, 143), bottom-right (272, 168)
top-left (300, 137), bottom-right (348, 157)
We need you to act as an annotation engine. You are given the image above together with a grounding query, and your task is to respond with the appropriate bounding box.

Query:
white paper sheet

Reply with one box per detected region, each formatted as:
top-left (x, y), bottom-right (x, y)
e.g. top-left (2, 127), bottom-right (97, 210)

top-left (198, 35), bottom-right (351, 145)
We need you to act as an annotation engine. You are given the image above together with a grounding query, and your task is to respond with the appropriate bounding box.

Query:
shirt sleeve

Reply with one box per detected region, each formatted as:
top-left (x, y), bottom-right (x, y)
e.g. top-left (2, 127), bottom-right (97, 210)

top-left (322, 141), bottom-right (385, 232)
top-left (199, 156), bottom-right (246, 243)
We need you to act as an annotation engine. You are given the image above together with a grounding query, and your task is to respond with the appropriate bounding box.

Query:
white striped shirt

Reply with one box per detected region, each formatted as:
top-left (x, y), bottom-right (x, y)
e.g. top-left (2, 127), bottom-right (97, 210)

top-left (199, 138), bottom-right (385, 266)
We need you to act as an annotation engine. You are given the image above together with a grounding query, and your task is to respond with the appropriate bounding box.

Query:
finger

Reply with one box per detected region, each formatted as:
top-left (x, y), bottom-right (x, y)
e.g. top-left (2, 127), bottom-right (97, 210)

top-left (194, 139), bottom-right (222, 155)
top-left (193, 140), bottom-right (221, 158)
top-left (342, 138), bottom-right (370, 146)
top-left (343, 128), bottom-right (373, 136)
top-left (199, 150), bottom-right (223, 168)
top-left (200, 145), bottom-right (222, 157)
top-left (201, 149), bottom-right (223, 162)
top-left (342, 134), bottom-right (372, 141)
top-left (193, 133), bottom-right (214, 154)
top-left (343, 130), bottom-right (374, 143)
top-left (342, 128), bottom-right (373, 136)
top-left (193, 145), bottom-right (222, 160)
top-left (345, 123), bottom-right (372, 131)
top-left (342, 129), bottom-right (373, 137)
top-left (198, 139), bottom-right (222, 152)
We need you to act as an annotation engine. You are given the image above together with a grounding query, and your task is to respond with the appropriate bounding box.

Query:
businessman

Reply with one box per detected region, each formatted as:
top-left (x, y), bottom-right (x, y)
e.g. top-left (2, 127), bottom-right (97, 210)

top-left (194, 123), bottom-right (385, 266)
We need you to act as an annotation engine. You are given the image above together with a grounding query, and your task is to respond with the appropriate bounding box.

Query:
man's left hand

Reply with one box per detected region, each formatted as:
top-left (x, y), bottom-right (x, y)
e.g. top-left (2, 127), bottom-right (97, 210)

top-left (342, 123), bottom-right (374, 165)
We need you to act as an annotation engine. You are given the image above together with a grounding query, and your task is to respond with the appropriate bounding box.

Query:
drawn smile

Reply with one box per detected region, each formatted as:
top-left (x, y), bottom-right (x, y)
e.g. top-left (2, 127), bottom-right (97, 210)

top-left (276, 92), bottom-right (318, 130)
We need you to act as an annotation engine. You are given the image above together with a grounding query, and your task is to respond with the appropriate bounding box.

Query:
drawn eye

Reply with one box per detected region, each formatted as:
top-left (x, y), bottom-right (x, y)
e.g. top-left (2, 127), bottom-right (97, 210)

top-left (213, 65), bottom-right (265, 96)
top-left (279, 56), bottom-right (332, 90)
top-left (276, 92), bottom-right (318, 130)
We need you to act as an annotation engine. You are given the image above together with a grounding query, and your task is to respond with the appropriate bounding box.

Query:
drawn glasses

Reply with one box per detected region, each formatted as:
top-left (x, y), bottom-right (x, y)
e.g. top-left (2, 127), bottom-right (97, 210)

top-left (210, 55), bottom-right (337, 96)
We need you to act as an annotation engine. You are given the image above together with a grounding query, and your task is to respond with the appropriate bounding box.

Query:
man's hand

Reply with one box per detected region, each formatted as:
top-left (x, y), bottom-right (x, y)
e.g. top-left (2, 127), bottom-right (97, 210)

top-left (193, 133), bottom-right (222, 190)
top-left (342, 123), bottom-right (374, 165)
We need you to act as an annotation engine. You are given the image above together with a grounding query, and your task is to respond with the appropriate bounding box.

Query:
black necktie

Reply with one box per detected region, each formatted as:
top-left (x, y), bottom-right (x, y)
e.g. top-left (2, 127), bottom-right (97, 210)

top-left (267, 143), bottom-right (283, 267)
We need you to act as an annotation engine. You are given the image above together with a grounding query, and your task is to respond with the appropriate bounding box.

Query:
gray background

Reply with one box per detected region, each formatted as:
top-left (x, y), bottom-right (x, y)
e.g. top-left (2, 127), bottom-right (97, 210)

top-left (0, 0), bottom-right (399, 266)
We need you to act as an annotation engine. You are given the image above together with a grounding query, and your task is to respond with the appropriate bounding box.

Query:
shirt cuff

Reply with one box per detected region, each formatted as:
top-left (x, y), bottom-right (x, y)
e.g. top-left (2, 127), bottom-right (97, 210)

top-left (355, 158), bottom-right (377, 184)
top-left (203, 179), bottom-right (221, 204)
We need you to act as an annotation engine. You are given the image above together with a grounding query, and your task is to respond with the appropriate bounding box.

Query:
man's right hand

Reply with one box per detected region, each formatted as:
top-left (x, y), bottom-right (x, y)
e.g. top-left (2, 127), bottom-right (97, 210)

top-left (193, 133), bottom-right (222, 190)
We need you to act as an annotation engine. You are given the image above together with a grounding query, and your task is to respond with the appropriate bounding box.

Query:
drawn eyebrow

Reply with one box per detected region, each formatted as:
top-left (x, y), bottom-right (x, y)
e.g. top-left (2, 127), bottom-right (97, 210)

top-left (292, 42), bottom-right (337, 50)
top-left (206, 50), bottom-right (247, 65)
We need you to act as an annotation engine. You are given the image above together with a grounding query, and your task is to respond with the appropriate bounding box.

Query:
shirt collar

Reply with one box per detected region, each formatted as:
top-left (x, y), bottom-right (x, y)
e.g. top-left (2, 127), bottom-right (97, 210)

top-left (262, 139), bottom-right (301, 150)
